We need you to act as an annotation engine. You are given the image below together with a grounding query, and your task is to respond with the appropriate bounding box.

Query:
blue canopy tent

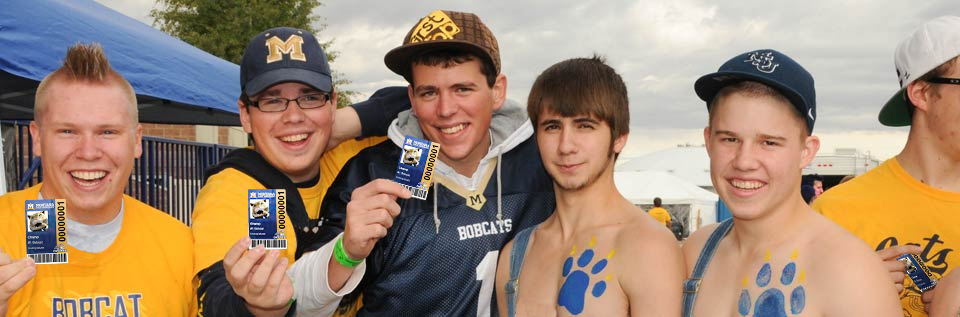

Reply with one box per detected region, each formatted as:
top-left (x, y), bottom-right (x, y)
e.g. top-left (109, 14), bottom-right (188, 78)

top-left (0, 0), bottom-right (241, 125)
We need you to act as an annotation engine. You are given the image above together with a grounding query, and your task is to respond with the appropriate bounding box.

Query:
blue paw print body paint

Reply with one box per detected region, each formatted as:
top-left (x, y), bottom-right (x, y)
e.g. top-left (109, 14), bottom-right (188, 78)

top-left (739, 250), bottom-right (806, 316)
top-left (558, 237), bottom-right (614, 315)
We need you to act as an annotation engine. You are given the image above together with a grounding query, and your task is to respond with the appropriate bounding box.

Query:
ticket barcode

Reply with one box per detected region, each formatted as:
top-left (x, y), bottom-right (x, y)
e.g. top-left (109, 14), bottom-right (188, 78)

top-left (250, 239), bottom-right (287, 249)
top-left (400, 183), bottom-right (428, 200)
top-left (394, 136), bottom-right (438, 201)
top-left (29, 253), bottom-right (67, 264)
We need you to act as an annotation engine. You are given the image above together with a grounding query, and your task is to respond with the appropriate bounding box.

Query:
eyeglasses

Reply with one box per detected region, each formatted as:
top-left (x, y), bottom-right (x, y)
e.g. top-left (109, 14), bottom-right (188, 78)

top-left (926, 77), bottom-right (960, 85)
top-left (249, 93), bottom-right (331, 112)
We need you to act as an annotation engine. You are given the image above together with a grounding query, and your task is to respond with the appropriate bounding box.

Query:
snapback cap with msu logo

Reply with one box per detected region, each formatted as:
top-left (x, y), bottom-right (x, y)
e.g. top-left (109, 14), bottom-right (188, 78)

top-left (240, 27), bottom-right (332, 96)
top-left (694, 49), bottom-right (817, 135)
top-left (384, 10), bottom-right (501, 80)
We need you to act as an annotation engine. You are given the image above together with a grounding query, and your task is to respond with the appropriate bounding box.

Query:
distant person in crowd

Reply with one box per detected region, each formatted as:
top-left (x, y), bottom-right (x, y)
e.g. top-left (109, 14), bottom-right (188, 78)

top-left (810, 174), bottom-right (824, 198)
top-left (813, 16), bottom-right (960, 317)
top-left (648, 197), bottom-right (673, 229)
top-left (680, 48), bottom-right (901, 316)
top-left (802, 173), bottom-right (824, 201)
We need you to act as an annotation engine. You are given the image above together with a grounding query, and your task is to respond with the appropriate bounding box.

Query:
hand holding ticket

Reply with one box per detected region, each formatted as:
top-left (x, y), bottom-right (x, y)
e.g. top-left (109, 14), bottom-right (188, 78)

top-left (248, 190), bottom-right (288, 250)
top-left (0, 247), bottom-right (36, 316)
top-left (342, 179), bottom-right (411, 261)
top-left (898, 253), bottom-right (938, 292)
top-left (24, 199), bottom-right (68, 264)
top-left (393, 135), bottom-right (440, 200)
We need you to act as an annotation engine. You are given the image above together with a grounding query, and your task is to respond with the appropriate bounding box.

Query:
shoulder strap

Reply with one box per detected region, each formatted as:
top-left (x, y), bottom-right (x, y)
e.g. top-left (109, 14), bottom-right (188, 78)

top-left (204, 148), bottom-right (317, 259)
top-left (505, 225), bottom-right (537, 317)
top-left (681, 218), bottom-right (734, 317)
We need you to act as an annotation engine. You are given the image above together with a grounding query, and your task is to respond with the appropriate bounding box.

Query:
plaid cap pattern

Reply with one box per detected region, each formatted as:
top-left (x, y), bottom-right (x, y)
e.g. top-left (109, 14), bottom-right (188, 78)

top-left (385, 10), bottom-right (500, 78)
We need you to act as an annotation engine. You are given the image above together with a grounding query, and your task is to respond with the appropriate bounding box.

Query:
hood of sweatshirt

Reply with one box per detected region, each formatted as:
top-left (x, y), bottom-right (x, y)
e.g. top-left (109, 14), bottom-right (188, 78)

top-left (387, 99), bottom-right (533, 233)
top-left (387, 99), bottom-right (532, 191)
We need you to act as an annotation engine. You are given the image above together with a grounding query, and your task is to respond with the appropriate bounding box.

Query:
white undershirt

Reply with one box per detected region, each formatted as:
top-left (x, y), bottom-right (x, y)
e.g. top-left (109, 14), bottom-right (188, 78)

top-left (38, 192), bottom-right (124, 253)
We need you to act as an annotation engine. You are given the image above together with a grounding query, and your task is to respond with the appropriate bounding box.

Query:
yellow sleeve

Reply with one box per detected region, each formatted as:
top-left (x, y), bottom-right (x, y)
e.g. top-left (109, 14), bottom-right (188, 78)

top-left (181, 226), bottom-right (199, 316)
top-left (318, 136), bottom-right (387, 193)
top-left (191, 169), bottom-right (265, 275)
top-left (810, 193), bottom-right (830, 215)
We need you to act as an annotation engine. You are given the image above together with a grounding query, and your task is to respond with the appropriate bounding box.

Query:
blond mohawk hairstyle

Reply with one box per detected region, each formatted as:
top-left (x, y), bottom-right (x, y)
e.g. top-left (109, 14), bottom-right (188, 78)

top-left (62, 43), bottom-right (113, 81)
top-left (34, 42), bottom-right (137, 123)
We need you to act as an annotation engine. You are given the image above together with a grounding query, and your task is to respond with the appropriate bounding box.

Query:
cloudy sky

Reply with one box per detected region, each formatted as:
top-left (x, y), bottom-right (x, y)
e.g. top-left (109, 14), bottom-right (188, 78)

top-left (97, 0), bottom-right (955, 160)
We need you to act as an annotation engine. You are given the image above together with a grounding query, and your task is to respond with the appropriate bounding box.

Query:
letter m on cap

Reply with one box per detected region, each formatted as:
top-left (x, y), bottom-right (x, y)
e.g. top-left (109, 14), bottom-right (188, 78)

top-left (265, 35), bottom-right (306, 63)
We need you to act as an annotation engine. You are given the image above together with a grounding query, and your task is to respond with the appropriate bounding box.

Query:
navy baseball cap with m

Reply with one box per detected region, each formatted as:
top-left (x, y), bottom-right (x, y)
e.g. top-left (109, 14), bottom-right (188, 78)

top-left (241, 27), bottom-right (332, 96)
top-left (694, 49), bottom-right (817, 134)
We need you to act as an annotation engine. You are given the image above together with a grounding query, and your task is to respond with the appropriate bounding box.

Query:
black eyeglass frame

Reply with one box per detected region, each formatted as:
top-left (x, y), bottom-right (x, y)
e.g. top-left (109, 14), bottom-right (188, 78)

top-left (248, 93), bottom-right (332, 112)
top-left (926, 77), bottom-right (960, 85)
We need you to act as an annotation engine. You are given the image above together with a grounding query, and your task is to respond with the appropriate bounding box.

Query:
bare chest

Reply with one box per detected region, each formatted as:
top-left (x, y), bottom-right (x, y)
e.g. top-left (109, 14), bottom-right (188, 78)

top-left (516, 238), bottom-right (627, 316)
top-left (692, 250), bottom-right (819, 317)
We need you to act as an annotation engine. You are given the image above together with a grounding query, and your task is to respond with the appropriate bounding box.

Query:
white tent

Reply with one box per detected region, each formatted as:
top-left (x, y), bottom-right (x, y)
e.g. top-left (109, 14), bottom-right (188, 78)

top-left (614, 170), bottom-right (718, 235)
top-left (617, 145), bottom-right (713, 191)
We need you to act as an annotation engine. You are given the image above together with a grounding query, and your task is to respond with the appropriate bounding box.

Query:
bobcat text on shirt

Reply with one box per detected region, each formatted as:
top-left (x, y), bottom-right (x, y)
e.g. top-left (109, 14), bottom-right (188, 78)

top-left (457, 220), bottom-right (512, 241)
top-left (52, 293), bottom-right (142, 317)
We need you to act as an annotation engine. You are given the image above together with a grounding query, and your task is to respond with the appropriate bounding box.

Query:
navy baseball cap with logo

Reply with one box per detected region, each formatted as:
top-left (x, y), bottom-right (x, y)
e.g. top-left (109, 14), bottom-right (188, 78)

top-left (241, 27), bottom-right (332, 96)
top-left (694, 49), bottom-right (817, 134)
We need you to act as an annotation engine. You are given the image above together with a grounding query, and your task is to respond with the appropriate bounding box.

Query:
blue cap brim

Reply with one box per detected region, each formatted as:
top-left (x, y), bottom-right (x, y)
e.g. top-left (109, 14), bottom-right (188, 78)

top-left (695, 70), bottom-right (813, 133)
top-left (244, 68), bottom-right (333, 96)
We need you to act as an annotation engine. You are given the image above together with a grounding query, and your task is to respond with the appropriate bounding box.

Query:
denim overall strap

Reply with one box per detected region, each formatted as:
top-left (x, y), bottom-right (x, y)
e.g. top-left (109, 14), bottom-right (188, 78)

top-left (681, 219), bottom-right (734, 317)
top-left (505, 225), bottom-right (537, 317)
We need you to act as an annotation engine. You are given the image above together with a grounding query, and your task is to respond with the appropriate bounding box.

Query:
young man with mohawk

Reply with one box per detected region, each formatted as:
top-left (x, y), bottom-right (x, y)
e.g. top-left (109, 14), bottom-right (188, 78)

top-left (0, 43), bottom-right (194, 316)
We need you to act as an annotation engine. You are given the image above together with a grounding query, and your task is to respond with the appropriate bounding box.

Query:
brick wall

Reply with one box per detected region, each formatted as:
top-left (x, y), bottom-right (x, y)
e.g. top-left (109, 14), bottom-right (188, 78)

top-left (219, 126), bottom-right (229, 145)
top-left (141, 123), bottom-right (196, 142)
top-left (142, 124), bottom-right (247, 146)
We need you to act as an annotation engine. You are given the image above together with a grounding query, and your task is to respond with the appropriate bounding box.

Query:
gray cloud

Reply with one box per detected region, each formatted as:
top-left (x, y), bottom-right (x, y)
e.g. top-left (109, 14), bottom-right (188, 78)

top-left (311, 0), bottom-right (954, 132)
top-left (96, 0), bottom-right (953, 157)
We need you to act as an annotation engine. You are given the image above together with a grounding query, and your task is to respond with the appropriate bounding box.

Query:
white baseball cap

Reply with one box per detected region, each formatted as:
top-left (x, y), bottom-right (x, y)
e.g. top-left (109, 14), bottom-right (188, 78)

top-left (880, 16), bottom-right (960, 127)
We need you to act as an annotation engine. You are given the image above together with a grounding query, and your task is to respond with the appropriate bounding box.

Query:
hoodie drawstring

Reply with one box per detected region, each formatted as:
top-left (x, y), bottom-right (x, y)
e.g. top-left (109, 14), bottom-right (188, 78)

top-left (496, 149), bottom-right (503, 222)
top-left (433, 181), bottom-right (440, 234)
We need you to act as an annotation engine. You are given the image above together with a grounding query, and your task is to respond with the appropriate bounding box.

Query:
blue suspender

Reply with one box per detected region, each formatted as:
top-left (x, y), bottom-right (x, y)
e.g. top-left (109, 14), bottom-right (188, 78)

top-left (505, 225), bottom-right (537, 317)
top-left (681, 219), bottom-right (734, 317)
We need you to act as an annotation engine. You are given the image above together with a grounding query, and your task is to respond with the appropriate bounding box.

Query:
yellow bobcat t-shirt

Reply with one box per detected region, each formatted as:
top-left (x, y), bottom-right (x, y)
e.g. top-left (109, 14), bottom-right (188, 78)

top-left (813, 158), bottom-right (960, 317)
top-left (0, 185), bottom-right (195, 317)
top-left (192, 137), bottom-right (384, 275)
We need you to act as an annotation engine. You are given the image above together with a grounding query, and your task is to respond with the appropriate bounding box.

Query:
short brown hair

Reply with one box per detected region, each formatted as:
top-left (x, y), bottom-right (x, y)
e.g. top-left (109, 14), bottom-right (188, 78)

top-left (406, 49), bottom-right (498, 88)
top-left (914, 55), bottom-right (960, 101)
top-left (708, 81), bottom-right (807, 137)
top-left (34, 43), bottom-right (137, 123)
top-left (527, 55), bottom-right (629, 142)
